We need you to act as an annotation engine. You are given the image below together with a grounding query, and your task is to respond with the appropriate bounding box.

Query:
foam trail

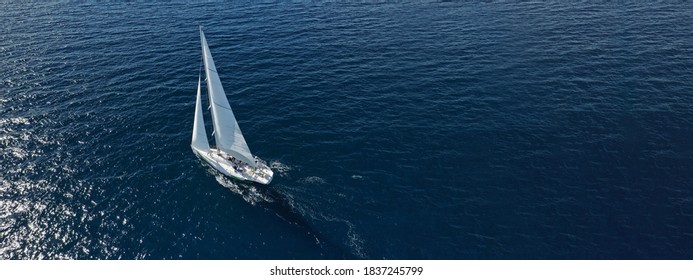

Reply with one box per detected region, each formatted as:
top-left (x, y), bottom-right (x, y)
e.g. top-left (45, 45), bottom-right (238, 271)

top-left (202, 163), bottom-right (356, 258)
top-left (298, 176), bottom-right (326, 185)
top-left (269, 160), bottom-right (292, 178)
top-left (285, 195), bottom-right (368, 259)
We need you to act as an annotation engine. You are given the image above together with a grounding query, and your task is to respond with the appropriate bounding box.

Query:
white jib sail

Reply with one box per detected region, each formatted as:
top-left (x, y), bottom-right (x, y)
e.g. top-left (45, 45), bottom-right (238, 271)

top-left (191, 75), bottom-right (210, 152)
top-left (200, 29), bottom-right (257, 167)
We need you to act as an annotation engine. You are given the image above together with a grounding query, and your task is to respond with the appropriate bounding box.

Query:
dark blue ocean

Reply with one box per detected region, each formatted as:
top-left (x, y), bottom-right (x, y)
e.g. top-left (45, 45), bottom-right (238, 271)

top-left (2, 1), bottom-right (693, 259)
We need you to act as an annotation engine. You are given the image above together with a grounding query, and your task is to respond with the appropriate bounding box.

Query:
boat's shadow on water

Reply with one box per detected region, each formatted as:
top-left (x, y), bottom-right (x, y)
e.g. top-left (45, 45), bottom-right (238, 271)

top-left (203, 164), bottom-right (357, 259)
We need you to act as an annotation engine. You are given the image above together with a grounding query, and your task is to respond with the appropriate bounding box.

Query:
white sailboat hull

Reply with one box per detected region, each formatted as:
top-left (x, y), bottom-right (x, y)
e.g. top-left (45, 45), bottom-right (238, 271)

top-left (192, 147), bottom-right (273, 185)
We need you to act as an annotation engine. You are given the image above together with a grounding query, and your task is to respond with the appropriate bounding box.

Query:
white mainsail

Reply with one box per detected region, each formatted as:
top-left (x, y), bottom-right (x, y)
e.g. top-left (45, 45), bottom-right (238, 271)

top-left (200, 29), bottom-right (257, 167)
top-left (191, 75), bottom-right (210, 152)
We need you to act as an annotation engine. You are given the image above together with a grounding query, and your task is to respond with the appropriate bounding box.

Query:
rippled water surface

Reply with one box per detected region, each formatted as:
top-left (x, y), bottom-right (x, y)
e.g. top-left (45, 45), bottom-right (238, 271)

top-left (1, 2), bottom-right (693, 259)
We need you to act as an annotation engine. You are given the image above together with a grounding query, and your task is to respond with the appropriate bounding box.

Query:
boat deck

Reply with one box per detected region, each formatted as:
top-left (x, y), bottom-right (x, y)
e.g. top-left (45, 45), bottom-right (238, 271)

top-left (194, 147), bottom-right (273, 185)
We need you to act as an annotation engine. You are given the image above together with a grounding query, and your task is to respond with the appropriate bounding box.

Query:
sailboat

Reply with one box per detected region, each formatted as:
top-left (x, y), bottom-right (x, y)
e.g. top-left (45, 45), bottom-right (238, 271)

top-left (192, 28), bottom-right (273, 185)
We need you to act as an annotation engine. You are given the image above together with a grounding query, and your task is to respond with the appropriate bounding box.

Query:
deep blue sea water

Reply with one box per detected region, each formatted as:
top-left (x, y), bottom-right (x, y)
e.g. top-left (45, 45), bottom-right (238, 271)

top-left (2, 1), bottom-right (693, 259)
